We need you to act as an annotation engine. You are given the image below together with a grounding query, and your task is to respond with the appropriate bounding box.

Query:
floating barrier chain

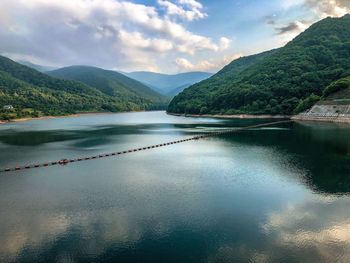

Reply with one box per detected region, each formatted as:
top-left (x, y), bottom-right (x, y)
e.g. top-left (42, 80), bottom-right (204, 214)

top-left (0, 120), bottom-right (292, 173)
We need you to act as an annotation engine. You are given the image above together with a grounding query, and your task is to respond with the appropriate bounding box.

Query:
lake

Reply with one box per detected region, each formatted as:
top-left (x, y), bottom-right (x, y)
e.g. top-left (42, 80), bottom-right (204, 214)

top-left (0, 111), bottom-right (350, 263)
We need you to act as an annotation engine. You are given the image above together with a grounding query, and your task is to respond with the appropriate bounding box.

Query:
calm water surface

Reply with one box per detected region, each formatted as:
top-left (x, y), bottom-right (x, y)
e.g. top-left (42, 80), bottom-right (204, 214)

top-left (0, 111), bottom-right (350, 263)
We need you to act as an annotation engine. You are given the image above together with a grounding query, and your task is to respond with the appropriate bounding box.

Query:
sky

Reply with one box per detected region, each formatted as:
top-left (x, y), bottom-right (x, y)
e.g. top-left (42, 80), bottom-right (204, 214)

top-left (0, 0), bottom-right (349, 74)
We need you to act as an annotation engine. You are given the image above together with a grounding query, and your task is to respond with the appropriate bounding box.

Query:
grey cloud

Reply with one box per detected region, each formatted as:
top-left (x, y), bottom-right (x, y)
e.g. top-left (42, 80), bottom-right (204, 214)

top-left (276, 22), bottom-right (301, 35)
top-left (0, 0), bottom-right (229, 72)
top-left (0, 3), bottom-right (130, 69)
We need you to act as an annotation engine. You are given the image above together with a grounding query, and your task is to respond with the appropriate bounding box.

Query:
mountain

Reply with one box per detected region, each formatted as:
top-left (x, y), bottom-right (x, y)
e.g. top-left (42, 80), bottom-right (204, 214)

top-left (47, 66), bottom-right (166, 105)
top-left (18, 60), bottom-right (57, 72)
top-left (124, 71), bottom-right (213, 96)
top-left (0, 56), bottom-right (167, 121)
top-left (168, 14), bottom-right (350, 116)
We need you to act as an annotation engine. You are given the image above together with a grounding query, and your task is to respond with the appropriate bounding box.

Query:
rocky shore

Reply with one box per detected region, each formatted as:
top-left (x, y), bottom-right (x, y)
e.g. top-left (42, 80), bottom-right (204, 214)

top-left (292, 104), bottom-right (350, 124)
top-left (168, 104), bottom-right (350, 124)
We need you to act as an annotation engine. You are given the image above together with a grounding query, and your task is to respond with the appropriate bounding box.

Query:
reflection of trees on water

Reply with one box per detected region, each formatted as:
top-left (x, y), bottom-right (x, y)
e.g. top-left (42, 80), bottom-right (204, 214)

top-left (222, 121), bottom-right (350, 194)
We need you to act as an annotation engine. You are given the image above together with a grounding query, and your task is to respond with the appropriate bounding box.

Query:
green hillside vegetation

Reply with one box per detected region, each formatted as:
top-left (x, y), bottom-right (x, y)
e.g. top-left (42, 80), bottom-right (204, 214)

top-left (293, 76), bottom-right (350, 112)
top-left (168, 14), bottom-right (350, 116)
top-left (0, 56), bottom-right (167, 121)
top-left (47, 66), bottom-right (166, 104)
top-left (319, 76), bottom-right (350, 104)
top-left (322, 76), bottom-right (350, 98)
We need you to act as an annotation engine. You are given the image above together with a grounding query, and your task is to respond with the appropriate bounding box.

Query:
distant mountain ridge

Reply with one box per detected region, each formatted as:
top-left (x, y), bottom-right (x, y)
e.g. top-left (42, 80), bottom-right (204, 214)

top-left (47, 66), bottom-right (166, 103)
top-left (124, 71), bottom-right (213, 96)
top-left (18, 60), bottom-right (57, 72)
top-left (168, 14), bottom-right (350, 115)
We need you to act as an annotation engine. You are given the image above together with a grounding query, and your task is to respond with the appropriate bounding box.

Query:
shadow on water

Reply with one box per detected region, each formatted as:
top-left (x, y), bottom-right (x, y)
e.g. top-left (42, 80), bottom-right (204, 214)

top-left (0, 118), bottom-right (282, 147)
top-left (0, 124), bottom-right (184, 146)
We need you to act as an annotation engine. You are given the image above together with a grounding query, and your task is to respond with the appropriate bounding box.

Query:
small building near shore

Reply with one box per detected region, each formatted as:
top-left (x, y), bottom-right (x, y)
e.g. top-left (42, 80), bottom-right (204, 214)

top-left (3, 105), bottom-right (14, 110)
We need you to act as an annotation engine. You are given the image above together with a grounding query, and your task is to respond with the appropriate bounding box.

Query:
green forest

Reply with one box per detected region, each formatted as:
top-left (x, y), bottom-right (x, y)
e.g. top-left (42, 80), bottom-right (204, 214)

top-left (168, 14), bottom-right (350, 116)
top-left (0, 57), bottom-right (168, 121)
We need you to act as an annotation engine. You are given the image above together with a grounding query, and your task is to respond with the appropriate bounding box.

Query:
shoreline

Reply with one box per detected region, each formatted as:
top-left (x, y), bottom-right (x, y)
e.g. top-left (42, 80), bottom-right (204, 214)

top-left (167, 112), bottom-right (291, 120)
top-left (0, 111), bottom-right (146, 125)
top-left (3, 111), bottom-right (350, 125)
top-left (168, 112), bottom-right (350, 124)
top-left (292, 115), bottom-right (350, 124)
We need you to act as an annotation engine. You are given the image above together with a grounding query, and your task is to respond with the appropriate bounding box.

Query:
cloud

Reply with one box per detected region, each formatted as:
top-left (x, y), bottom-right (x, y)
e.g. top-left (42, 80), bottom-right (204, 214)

top-left (276, 22), bottom-right (301, 35)
top-left (219, 37), bottom-right (231, 51)
top-left (178, 0), bottom-right (203, 9)
top-left (157, 0), bottom-right (207, 21)
top-left (118, 30), bottom-right (174, 53)
top-left (265, 16), bottom-right (310, 42)
top-left (267, 0), bottom-right (350, 44)
top-left (304, 0), bottom-right (350, 18)
top-left (276, 21), bottom-right (309, 35)
top-left (175, 53), bottom-right (241, 72)
top-left (175, 57), bottom-right (215, 71)
top-left (0, 0), bottom-right (229, 72)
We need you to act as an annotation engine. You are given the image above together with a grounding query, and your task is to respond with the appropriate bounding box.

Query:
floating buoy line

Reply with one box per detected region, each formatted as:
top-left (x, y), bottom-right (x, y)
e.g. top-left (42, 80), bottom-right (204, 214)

top-left (0, 120), bottom-right (292, 174)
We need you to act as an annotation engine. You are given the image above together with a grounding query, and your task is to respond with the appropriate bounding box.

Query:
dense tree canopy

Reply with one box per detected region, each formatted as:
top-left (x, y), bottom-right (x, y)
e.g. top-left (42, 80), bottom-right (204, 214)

top-left (168, 14), bottom-right (350, 115)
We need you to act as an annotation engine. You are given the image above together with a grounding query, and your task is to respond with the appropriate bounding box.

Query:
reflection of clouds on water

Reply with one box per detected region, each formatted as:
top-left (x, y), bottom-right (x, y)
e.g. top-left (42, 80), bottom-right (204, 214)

top-left (0, 170), bottom-right (209, 261)
top-left (205, 196), bottom-right (350, 262)
top-left (0, 209), bottom-right (149, 261)
top-left (0, 214), bottom-right (69, 260)
top-left (261, 196), bottom-right (350, 262)
top-left (2, 180), bottom-right (350, 262)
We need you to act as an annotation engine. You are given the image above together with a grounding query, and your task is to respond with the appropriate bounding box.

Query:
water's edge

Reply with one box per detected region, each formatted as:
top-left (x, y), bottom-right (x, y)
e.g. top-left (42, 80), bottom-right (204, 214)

top-left (167, 112), bottom-right (350, 124)
top-left (167, 112), bottom-right (291, 119)
top-left (0, 110), bottom-right (147, 125)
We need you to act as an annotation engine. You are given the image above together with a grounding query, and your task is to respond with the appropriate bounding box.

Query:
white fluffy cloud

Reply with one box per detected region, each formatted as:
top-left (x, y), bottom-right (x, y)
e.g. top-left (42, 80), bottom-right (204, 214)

top-left (157, 0), bottom-right (207, 21)
top-left (305, 0), bottom-right (350, 18)
top-left (282, 0), bottom-right (350, 16)
top-left (0, 0), bottom-right (230, 72)
top-left (175, 53), bottom-right (242, 72)
top-left (175, 58), bottom-right (215, 71)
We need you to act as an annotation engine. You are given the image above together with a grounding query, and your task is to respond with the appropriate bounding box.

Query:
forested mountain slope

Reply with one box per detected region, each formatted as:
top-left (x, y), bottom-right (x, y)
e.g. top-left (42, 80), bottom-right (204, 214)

top-left (47, 66), bottom-right (165, 103)
top-left (0, 56), bottom-right (167, 120)
top-left (168, 14), bottom-right (350, 115)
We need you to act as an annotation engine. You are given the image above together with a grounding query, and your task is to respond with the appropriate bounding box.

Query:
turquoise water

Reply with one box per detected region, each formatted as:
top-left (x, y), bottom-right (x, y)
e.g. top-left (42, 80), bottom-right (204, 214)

top-left (0, 111), bottom-right (350, 262)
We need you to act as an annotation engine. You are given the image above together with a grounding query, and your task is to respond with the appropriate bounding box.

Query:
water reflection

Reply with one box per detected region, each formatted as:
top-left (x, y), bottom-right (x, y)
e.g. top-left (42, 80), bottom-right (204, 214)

top-left (223, 121), bottom-right (350, 194)
top-left (1, 112), bottom-right (350, 262)
top-left (262, 196), bottom-right (350, 262)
